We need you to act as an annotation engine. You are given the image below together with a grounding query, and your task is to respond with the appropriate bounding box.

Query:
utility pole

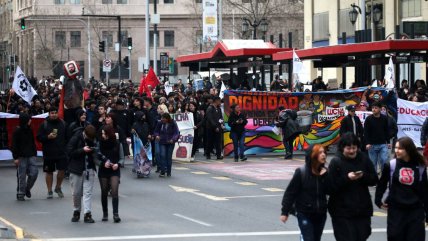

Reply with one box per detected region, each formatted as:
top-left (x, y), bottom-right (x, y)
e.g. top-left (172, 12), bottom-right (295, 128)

top-left (154, 0), bottom-right (158, 75)
top-left (145, 0), bottom-right (150, 70)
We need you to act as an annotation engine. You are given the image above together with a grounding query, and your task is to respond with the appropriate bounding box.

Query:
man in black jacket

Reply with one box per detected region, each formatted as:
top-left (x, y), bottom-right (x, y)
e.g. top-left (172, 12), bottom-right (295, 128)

top-left (205, 96), bottom-right (223, 159)
top-left (327, 133), bottom-right (378, 241)
top-left (12, 113), bottom-right (39, 201)
top-left (340, 105), bottom-right (363, 141)
top-left (66, 125), bottom-right (97, 223)
top-left (37, 107), bottom-right (67, 199)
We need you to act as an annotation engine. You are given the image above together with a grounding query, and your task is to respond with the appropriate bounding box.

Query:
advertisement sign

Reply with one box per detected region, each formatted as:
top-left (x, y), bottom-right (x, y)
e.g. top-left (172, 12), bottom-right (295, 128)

top-left (223, 88), bottom-right (396, 156)
top-left (202, 0), bottom-right (218, 42)
top-left (397, 98), bottom-right (428, 147)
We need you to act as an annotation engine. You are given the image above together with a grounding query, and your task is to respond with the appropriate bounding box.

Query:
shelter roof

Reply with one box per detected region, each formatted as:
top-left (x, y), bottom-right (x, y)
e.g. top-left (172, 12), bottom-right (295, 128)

top-left (272, 40), bottom-right (428, 61)
top-left (177, 39), bottom-right (290, 65)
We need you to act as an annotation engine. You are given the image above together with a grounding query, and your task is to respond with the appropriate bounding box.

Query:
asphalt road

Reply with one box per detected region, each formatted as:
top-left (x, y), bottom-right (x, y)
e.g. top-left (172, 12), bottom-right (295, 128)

top-left (0, 153), bottom-right (421, 241)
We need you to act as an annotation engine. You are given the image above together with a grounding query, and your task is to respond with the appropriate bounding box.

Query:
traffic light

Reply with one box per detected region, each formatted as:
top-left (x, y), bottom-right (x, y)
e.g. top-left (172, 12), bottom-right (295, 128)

top-left (127, 37), bottom-right (132, 50)
top-left (99, 41), bottom-right (105, 52)
top-left (6, 66), bottom-right (10, 72)
top-left (20, 18), bottom-right (26, 30)
top-left (123, 56), bottom-right (129, 68)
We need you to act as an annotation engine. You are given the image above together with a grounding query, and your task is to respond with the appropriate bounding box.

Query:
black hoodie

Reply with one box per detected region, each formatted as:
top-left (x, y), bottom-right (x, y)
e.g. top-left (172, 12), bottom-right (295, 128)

top-left (327, 151), bottom-right (378, 217)
top-left (11, 113), bottom-right (37, 159)
top-left (36, 117), bottom-right (67, 161)
top-left (281, 146), bottom-right (328, 216)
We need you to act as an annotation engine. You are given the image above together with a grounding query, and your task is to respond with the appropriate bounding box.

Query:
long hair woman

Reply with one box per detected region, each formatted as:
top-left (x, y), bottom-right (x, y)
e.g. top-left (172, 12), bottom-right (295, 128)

top-left (98, 125), bottom-right (121, 223)
top-left (280, 144), bottom-right (328, 241)
top-left (375, 137), bottom-right (428, 241)
top-left (154, 113), bottom-right (180, 177)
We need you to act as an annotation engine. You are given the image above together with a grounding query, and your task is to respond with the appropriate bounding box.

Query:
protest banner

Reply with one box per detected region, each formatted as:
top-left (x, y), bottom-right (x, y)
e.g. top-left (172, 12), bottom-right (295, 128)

top-left (397, 98), bottom-right (428, 147)
top-left (172, 112), bottom-right (194, 162)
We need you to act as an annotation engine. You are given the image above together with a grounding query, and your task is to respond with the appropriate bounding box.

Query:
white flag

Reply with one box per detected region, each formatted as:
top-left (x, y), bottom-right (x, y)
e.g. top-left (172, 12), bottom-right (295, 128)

top-left (371, 79), bottom-right (378, 87)
top-left (219, 81), bottom-right (226, 99)
top-left (385, 57), bottom-right (395, 89)
top-left (292, 50), bottom-right (304, 74)
top-left (12, 66), bottom-right (37, 105)
top-left (164, 81), bottom-right (173, 95)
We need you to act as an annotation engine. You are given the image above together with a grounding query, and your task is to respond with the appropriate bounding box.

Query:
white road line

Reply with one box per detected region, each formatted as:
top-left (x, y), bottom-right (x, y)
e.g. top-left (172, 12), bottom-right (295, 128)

top-left (40, 228), bottom-right (410, 241)
top-left (173, 213), bottom-right (213, 227)
top-left (224, 194), bottom-right (282, 199)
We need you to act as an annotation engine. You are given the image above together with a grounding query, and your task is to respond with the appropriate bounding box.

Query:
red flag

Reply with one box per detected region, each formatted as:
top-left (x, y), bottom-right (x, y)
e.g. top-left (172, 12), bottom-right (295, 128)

top-left (58, 87), bottom-right (65, 119)
top-left (139, 67), bottom-right (160, 97)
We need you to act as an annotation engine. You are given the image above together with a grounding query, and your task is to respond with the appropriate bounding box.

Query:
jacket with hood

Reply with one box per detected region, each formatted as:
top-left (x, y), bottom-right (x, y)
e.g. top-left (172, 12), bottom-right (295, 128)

top-left (327, 150), bottom-right (378, 217)
top-left (131, 111), bottom-right (150, 145)
top-left (281, 146), bottom-right (328, 216)
top-left (36, 116), bottom-right (67, 161)
top-left (228, 111), bottom-right (248, 136)
top-left (11, 113), bottom-right (37, 160)
top-left (66, 131), bottom-right (97, 175)
top-left (66, 109), bottom-right (90, 141)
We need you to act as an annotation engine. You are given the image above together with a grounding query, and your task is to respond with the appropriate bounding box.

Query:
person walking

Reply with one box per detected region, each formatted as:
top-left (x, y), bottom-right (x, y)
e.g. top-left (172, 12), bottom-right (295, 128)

top-left (364, 101), bottom-right (390, 174)
top-left (276, 109), bottom-right (300, 159)
top-left (37, 107), bottom-right (67, 199)
top-left (98, 125), bottom-right (122, 223)
top-left (280, 144), bottom-right (328, 241)
top-left (205, 96), bottom-right (224, 160)
top-left (11, 113), bottom-right (38, 201)
top-left (327, 133), bottom-right (378, 241)
top-left (340, 105), bottom-right (363, 141)
top-left (375, 137), bottom-right (428, 241)
top-left (228, 104), bottom-right (248, 162)
top-left (188, 102), bottom-right (203, 159)
top-left (67, 125), bottom-right (98, 223)
top-left (154, 113), bottom-right (180, 177)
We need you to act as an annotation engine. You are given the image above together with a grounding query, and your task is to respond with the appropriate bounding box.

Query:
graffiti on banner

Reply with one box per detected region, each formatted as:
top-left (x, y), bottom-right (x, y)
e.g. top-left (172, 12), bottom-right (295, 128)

top-left (223, 88), bottom-right (396, 156)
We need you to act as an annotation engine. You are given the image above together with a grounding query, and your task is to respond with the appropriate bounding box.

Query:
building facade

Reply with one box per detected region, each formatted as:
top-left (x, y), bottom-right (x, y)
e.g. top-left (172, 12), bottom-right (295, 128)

top-left (0, 0), bottom-right (303, 87)
top-left (304, 0), bottom-right (428, 88)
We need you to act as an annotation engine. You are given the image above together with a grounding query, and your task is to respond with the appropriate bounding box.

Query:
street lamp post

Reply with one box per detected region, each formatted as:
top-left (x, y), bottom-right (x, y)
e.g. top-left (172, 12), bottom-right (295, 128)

top-left (242, 18), bottom-right (268, 40)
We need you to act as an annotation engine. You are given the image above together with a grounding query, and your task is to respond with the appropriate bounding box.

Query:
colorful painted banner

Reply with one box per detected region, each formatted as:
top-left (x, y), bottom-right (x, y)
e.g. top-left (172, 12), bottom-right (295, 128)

top-left (397, 98), bottom-right (428, 148)
top-left (223, 88), bottom-right (396, 156)
top-left (172, 112), bottom-right (194, 162)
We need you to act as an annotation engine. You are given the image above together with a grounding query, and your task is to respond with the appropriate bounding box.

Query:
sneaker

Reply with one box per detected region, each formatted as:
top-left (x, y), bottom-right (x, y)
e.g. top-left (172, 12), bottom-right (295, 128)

top-left (102, 212), bottom-right (108, 222)
top-left (84, 212), bottom-right (95, 223)
top-left (167, 173), bottom-right (171, 177)
top-left (216, 156), bottom-right (223, 160)
top-left (17, 195), bottom-right (25, 201)
top-left (47, 191), bottom-right (53, 199)
top-left (240, 156), bottom-right (247, 162)
top-left (159, 173), bottom-right (165, 178)
top-left (25, 190), bottom-right (31, 198)
top-left (113, 214), bottom-right (121, 223)
top-left (71, 211), bottom-right (80, 222)
top-left (54, 187), bottom-right (64, 198)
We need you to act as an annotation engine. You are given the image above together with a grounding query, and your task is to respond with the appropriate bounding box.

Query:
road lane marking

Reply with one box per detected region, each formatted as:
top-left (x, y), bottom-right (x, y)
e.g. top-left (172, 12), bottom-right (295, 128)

top-left (373, 211), bottom-right (387, 217)
top-left (40, 228), bottom-right (417, 241)
top-left (0, 216), bottom-right (24, 239)
top-left (262, 188), bottom-right (285, 192)
top-left (235, 182), bottom-right (257, 186)
top-left (191, 171), bottom-right (209, 175)
top-left (224, 194), bottom-right (282, 199)
top-left (212, 176), bottom-right (231, 180)
top-left (173, 213), bottom-right (213, 227)
top-left (169, 185), bottom-right (227, 201)
top-left (173, 167), bottom-right (189, 170)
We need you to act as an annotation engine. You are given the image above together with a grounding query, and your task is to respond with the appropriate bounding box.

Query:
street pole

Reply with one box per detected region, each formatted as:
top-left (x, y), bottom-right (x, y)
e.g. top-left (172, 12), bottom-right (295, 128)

top-left (129, 49), bottom-right (132, 80)
top-left (118, 16), bottom-right (122, 81)
top-left (105, 38), bottom-right (109, 85)
top-left (219, 0), bottom-right (222, 40)
top-left (154, 0), bottom-right (158, 76)
top-left (87, 16), bottom-right (91, 80)
top-left (145, 0), bottom-right (150, 70)
top-left (370, 0), bottom-right (376, 79)
top-left (360, 0), bottom-right (366, 31)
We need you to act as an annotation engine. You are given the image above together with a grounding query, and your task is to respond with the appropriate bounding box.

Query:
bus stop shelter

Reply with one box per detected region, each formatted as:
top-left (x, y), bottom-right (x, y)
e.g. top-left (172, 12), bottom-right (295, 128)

top-left (272, 39), bottom-right (428, 88)
top-left (177, 39), bottom-right (291, 90)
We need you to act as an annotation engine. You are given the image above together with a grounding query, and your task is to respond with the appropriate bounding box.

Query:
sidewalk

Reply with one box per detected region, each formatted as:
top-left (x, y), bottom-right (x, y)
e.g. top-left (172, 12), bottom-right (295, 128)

top-left (0, 216), bottom-right (24, 240)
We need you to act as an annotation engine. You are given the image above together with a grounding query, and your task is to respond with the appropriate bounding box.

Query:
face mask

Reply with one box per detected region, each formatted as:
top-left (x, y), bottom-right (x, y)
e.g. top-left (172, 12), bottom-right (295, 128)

top-left (381, 110), bottom-right (387, 116)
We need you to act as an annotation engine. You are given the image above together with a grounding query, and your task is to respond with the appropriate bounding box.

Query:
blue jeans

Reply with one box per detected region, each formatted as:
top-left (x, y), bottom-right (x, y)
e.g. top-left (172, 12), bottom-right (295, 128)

top-left (159, 143), bottom-right (174, 175)
top-left (230, 132), bottom-right (245, 159)
top-left (368, 144), bottom-right (389, 173)
top-left (296, 212), bottom-right (327, 241)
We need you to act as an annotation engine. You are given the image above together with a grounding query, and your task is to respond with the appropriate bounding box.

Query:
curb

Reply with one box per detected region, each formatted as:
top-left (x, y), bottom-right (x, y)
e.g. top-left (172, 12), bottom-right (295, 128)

top-left (0, 216), bottom-right (24, 239)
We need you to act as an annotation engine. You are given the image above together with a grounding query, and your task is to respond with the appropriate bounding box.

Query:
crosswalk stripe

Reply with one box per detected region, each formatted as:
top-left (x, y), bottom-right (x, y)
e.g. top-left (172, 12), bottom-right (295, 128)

top-left (191, 171), bottom-right (209, 175)
top-left (262, 188), bottom-right (284, 192)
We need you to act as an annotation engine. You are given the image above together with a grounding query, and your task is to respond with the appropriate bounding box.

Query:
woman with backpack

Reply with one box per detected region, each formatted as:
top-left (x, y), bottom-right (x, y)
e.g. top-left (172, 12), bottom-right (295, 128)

top-left (375, 137), bottom-right (428, 241)
top-left (280, 144), bottom-right (328, 241)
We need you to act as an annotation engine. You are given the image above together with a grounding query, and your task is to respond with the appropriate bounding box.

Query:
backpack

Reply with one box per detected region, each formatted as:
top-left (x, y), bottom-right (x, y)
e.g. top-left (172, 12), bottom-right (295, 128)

top-left (289, 166), bottom-right (306, 216)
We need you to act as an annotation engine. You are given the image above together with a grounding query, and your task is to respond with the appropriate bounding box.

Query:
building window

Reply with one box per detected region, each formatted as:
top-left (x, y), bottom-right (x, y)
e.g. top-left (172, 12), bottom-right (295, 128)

top-left (164, 0), bottom-right (173, 3)
top-left (70, 0), bottom-right (81, 4)
top-left (70, 31), bottom-right (81, 47)
top-left (54, 0), bottom-right (65, 4)
top-left (164, 31), bottom-right (175, 47)
top-left (149, 31), bottom-right (160, 47)
top-left (102, 31), bottom-right (114, 48)
top-left (102, 0), bottom-right (112, 4)
top-left (117, 0), bottom-right (128, 3)
top-left (313, 12), bottom-right (329, 41)
top-left (55, 31), bottom-right (66, 48)
top-left (195, 0), bottom-right (202, 3)
top-left (401, 0), bottom-right (421, 18)
top-left (339, 8), bottom-right (355, 37)
top-left (121, 30), bottom-right (128, 47)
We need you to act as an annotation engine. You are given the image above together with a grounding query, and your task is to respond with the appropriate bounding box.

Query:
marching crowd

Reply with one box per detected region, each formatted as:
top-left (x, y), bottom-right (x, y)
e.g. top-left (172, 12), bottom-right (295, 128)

top-left (3, 68), bottom-right (428, 240)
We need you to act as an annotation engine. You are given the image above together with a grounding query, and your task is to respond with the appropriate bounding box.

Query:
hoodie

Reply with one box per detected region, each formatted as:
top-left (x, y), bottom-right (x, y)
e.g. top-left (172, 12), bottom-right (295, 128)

top-left (11, 113), bottom-right (37, 159)
top-left (36, 117), bottom-right (67, 161)
top-left (281, 145), bottom-right (328, 216)
top-left (132, 111), bottom-right (149, 145)
top-left (66, 109), bottom-right (90, 141)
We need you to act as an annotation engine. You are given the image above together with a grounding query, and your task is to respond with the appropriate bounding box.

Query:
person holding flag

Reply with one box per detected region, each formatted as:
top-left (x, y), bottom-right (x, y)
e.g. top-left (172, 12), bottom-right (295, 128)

top-left (139, 67), bottom-right (160, 98)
